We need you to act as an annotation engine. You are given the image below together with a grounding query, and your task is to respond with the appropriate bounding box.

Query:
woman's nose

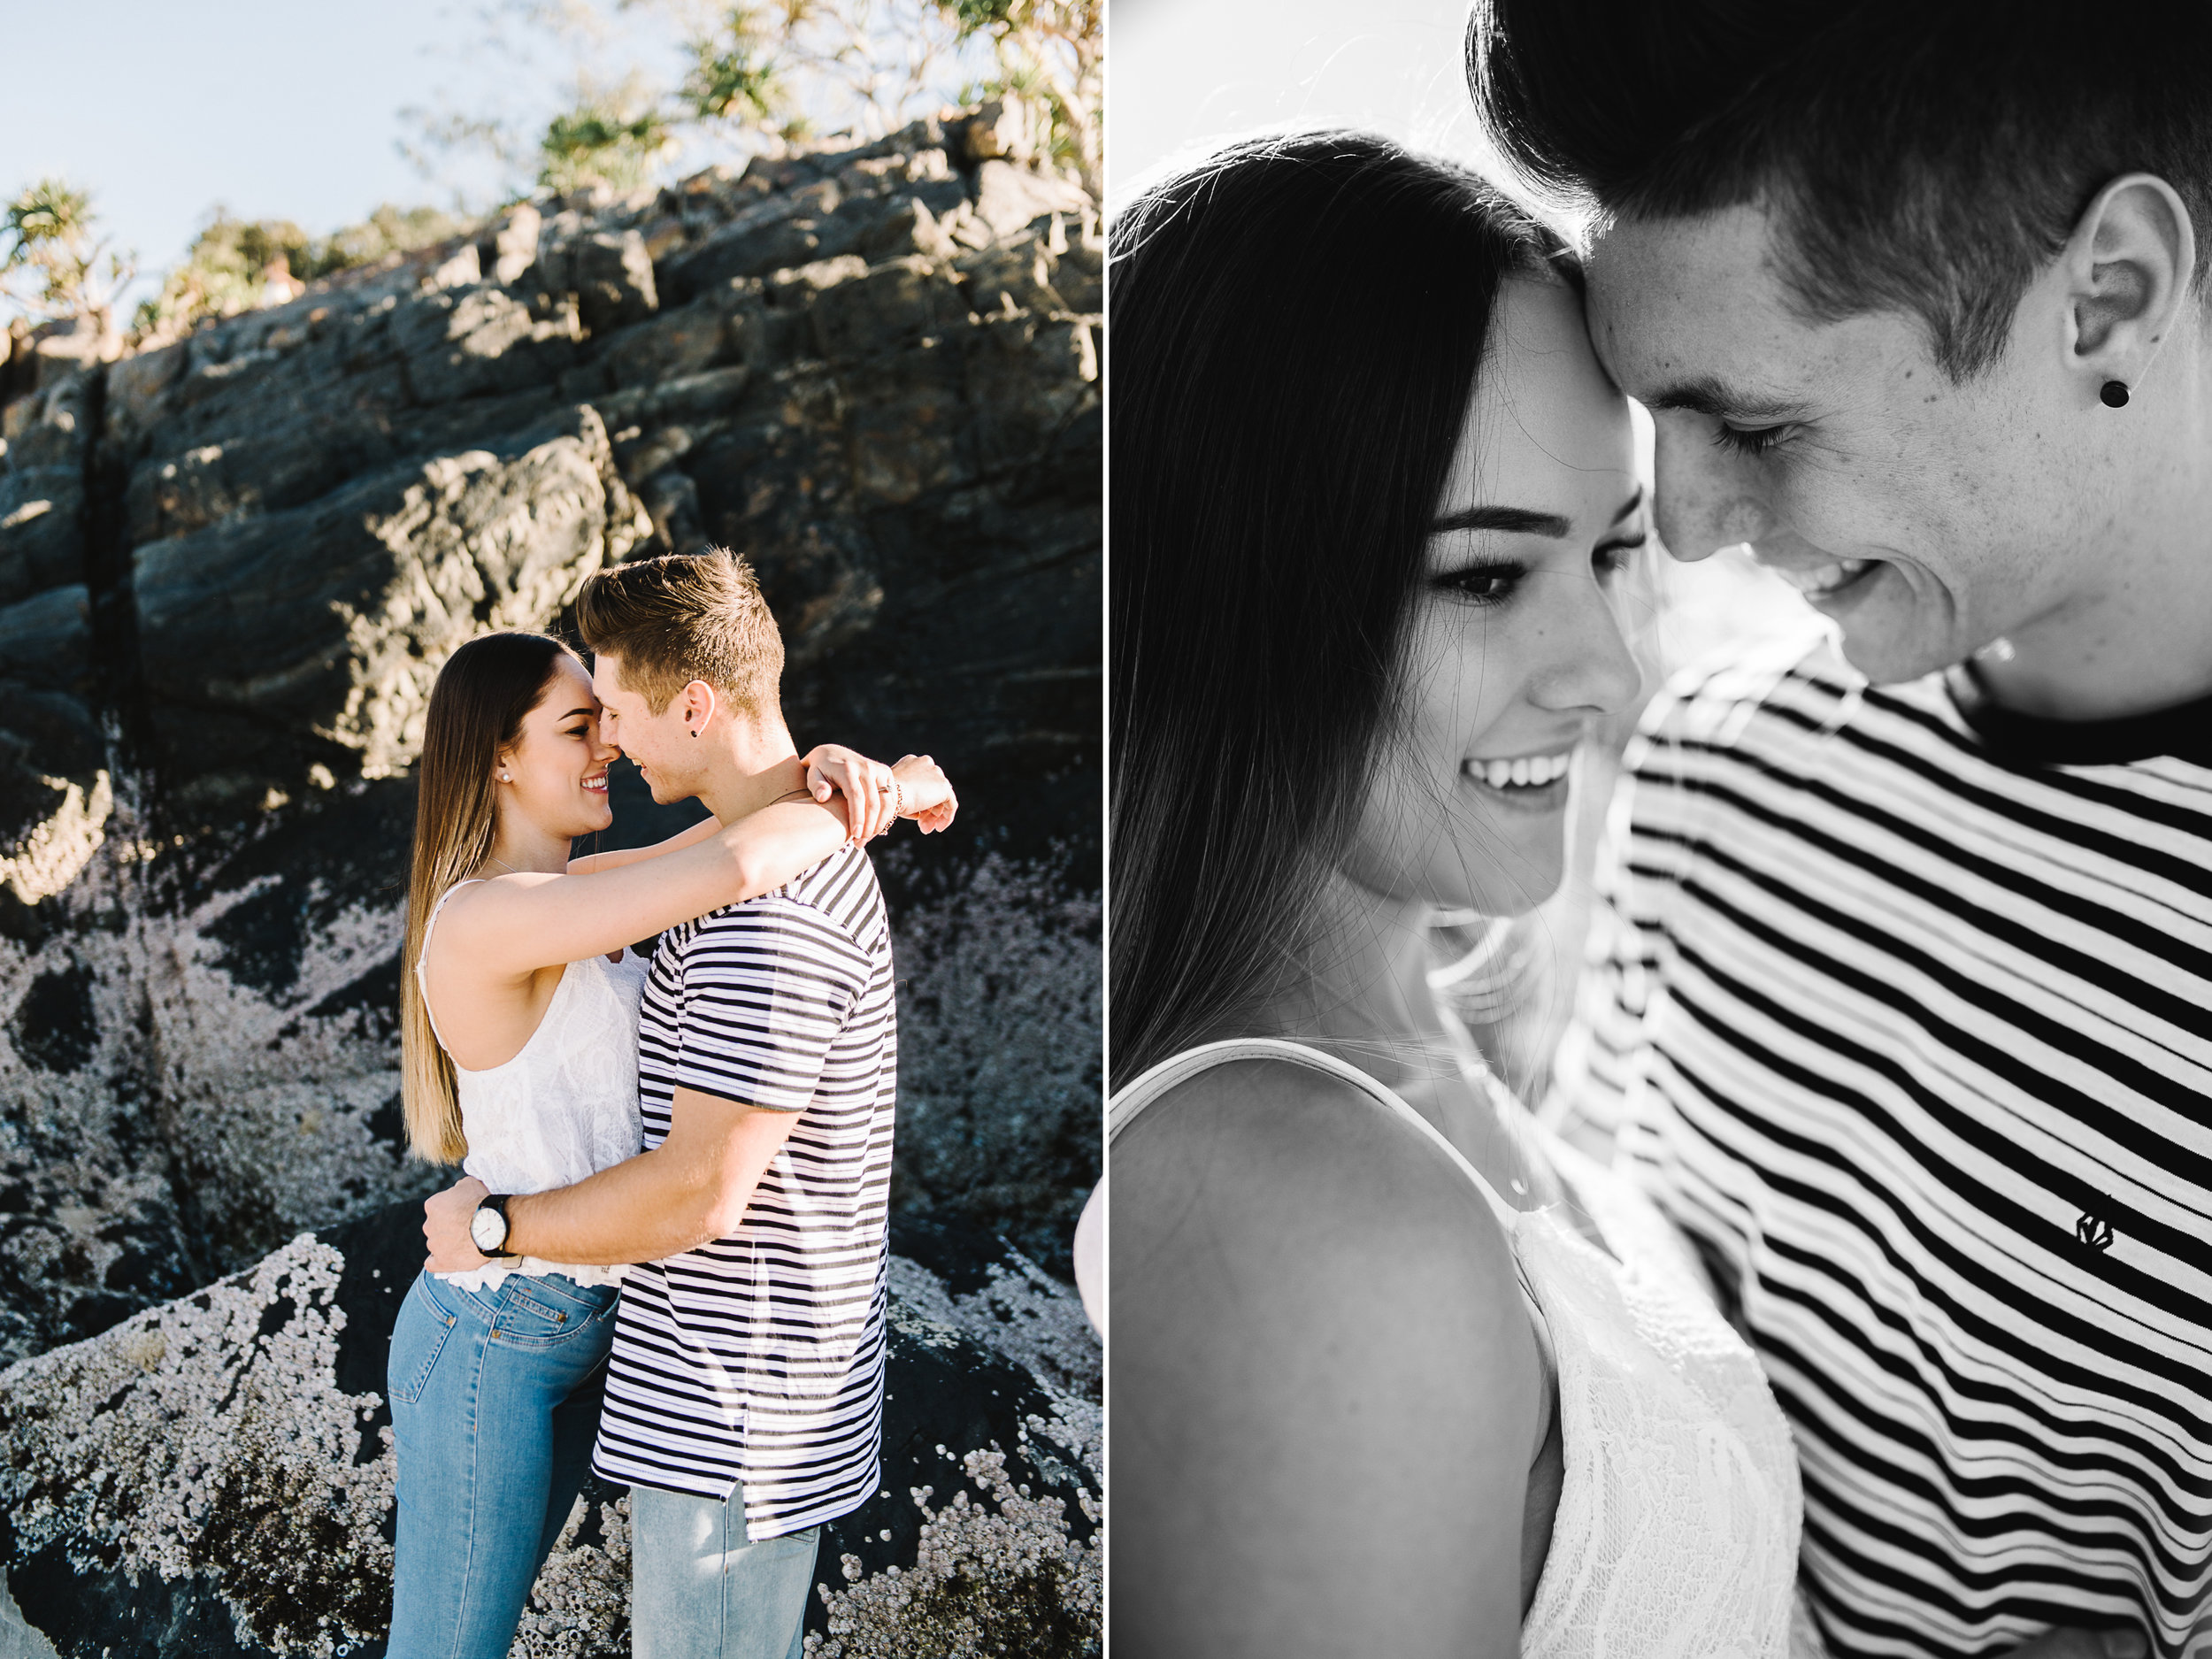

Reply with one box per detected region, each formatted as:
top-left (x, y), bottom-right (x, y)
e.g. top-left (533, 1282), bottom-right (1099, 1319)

top-left (1531, 575), bottom-right (1643, 718)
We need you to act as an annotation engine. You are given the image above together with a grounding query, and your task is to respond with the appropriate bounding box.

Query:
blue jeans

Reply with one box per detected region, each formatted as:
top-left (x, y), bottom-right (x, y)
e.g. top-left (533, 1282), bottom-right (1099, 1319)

top-left (630, 1483), bottom-right (821, 1659)
top-left (388, 1269), bottom-right (621, 1659)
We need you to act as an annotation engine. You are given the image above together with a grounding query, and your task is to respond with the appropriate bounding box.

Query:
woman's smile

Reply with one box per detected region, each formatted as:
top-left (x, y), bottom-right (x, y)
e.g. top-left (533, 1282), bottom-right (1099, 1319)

top-left (1459, 748), bottom-right (1576, 814)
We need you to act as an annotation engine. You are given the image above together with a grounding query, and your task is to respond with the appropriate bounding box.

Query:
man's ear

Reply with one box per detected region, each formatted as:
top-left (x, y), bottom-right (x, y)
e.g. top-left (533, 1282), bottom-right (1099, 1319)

top-left (682, 678), bottom-right (719, 737)
top-left (2062, 172), bottom-right (2196, 396)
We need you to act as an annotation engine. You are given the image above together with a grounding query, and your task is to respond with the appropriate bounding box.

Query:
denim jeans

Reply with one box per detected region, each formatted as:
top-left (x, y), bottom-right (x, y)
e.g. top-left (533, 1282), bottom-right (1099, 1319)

top-left (630, 1483), bottom-right (821, 1659)
top-left (387, 1268), bottom-right (620, 1659)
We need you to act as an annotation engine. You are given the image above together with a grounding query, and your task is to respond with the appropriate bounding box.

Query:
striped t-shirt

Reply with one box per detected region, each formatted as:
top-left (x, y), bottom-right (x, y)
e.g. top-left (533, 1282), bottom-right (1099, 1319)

top-left (592, 841), bottom-right (897, 1539)
top-left (1556, 636), bottom-right (2212, 1659)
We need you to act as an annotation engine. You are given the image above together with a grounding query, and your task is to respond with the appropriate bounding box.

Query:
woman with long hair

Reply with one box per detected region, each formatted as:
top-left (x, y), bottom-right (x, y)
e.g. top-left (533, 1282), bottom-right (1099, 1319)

top-left (385, 629), bottom-right (950, 1656)
top-left (1107, 132), bottom-right (1804, 1655)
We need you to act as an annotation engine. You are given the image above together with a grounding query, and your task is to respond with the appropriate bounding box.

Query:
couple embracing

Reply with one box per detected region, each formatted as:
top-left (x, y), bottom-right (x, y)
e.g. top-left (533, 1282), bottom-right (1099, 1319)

top-left (385, 549), bottom-right (956, 1657)
top-left (1111, 5), bottom-right (2210, 1657)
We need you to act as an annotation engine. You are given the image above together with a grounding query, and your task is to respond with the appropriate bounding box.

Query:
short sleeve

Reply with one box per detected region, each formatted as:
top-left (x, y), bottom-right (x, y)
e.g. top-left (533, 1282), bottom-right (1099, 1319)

top-left (673, 898), bottom-right (869, 1112)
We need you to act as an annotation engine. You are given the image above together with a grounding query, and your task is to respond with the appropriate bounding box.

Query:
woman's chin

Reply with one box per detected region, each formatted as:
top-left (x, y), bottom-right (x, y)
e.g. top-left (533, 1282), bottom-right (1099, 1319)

top-left (1432, 818), bottom-right (1566, 915)
top-left (559, 803), bottom-right (615, 838)
top-left (1432, 855), bottom-right (1564, 918)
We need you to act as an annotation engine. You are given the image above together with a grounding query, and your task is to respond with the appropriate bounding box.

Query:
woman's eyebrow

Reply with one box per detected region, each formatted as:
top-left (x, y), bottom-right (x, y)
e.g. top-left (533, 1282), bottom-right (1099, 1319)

top-left (1429, 504), bottom-right (1571, 537)
top-left (1431, 488), bottom-right (1643, 538)
top-left (562, 706), bottom-right (597, 720)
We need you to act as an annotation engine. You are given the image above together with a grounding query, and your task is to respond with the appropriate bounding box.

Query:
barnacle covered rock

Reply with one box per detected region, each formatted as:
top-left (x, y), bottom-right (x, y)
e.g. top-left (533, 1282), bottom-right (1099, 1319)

top-left (0, 1203), bottom-right (1100, 1659)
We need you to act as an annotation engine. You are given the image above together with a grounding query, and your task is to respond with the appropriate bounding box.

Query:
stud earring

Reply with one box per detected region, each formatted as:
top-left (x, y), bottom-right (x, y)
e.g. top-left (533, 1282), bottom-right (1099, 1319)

top-left (2101, 380), bottom-right (2130, 408)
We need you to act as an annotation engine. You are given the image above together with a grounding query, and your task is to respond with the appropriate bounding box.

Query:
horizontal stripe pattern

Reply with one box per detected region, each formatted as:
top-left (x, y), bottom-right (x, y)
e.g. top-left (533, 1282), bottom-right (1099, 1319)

top-left (1562, 639), bottom-right (2212, 1659)
top-left (593, 842), bottom-right (896, 1539)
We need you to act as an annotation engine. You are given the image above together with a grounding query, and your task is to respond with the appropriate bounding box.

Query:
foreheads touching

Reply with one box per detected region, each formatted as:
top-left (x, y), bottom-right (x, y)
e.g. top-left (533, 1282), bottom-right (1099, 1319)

top-left (1468, 2), bottom-right (2212, 382)
top-left (1466, 2), bottom-right (2212, 690)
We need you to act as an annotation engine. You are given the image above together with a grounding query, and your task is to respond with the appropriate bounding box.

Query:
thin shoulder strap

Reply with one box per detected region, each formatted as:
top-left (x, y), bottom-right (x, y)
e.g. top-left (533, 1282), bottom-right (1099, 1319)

top-left (413, 879), bottom-right (487, 1054)
top-left (1110, 1037), bottom-right (1525, 1234)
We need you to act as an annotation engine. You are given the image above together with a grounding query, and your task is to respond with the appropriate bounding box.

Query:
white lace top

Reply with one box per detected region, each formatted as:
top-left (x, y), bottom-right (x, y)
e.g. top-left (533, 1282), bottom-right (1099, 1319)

top-left (1107, 1038), bottom-right (1814, 1658)
top-left (416, 879), bottom-right (650, 1293)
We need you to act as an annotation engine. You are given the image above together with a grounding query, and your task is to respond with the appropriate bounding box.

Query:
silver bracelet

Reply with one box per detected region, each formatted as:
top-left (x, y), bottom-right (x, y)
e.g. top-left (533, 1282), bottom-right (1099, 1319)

top-left (891, 779), bottom-right (903, 818)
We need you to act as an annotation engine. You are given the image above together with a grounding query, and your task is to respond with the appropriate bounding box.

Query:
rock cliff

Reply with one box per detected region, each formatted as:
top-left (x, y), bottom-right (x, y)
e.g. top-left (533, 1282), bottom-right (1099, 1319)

top-left (0, 112), bottom-right (1101, 1654)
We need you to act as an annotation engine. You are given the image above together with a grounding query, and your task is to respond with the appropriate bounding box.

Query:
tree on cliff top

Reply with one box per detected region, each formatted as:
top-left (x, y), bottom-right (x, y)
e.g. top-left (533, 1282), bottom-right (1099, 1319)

top-left (675, 0), bottom-right (979, 145)
top-left (539, 74), bottom-right (680, 192)
top-left (948, 0), bottom-right (1100, 188)
top-left (405, 0), bottom-right (1100, 207)
top-left (2, 179), bottom-right (135, 333)
top-left (672, 0), bottom-right (1100, 188)
top-left (133, 204), bottom-right (468, 341)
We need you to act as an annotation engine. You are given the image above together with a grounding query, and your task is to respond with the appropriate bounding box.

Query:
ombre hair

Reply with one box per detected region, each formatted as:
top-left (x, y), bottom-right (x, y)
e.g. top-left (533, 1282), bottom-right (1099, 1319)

top-left (400, 631), bottom-right (576, 1162)
top-left (1109, 130), bottom-right (1578, 1091)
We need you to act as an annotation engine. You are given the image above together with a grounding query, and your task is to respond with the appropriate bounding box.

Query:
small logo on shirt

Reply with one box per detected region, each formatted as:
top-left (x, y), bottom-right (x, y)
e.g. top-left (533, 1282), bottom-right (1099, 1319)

top-left (2074, 1211), bottom-right (2115, 1252)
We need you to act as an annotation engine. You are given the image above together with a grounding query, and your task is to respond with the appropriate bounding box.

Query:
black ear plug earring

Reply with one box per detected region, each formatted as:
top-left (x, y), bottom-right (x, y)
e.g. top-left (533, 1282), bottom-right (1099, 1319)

top-left (2101, 380), bottom-right (2130, 408)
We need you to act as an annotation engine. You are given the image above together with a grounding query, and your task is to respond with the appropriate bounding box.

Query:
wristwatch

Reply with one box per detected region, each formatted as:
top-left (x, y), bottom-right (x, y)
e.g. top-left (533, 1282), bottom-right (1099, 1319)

top-left (469, 1194), bottom-right (518, 1259)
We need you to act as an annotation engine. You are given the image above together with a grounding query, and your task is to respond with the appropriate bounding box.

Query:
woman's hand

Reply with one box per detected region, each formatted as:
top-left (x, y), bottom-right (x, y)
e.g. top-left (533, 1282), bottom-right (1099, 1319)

top-left (892, 754), bottom-right (958, 833)
top-left (424, 1174), bottom-right (492, 1274)
top-left (803, 744), bottom-right (900, 842)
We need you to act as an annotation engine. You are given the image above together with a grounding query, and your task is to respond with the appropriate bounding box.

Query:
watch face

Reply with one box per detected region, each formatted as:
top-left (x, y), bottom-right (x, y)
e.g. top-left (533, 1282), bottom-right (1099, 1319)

top-left (470, 1207), bottom-right (506, 1252)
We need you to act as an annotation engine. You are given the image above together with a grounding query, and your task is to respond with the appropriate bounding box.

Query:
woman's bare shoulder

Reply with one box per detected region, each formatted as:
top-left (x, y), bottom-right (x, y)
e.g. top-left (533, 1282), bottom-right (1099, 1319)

top-left (1112, 1055), bottom-right (1518, 1311)
top-left (1110, 1055), bottom-right (1540, 1655)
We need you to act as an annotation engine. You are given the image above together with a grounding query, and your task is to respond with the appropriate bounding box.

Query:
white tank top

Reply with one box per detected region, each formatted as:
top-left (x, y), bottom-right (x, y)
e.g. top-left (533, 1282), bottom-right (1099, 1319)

top-left (416, 880), bottom-right (651, 1292)
top-left (1109, 1038), bottom-right (1817, 1659)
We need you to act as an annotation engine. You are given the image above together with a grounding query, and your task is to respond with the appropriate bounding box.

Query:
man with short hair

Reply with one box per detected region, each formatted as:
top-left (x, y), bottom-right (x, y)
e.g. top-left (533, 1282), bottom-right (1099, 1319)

top-left (1466, 6), bottom-right (2212, 1658)
top-left (426, 549), bottom-right (946, 1658)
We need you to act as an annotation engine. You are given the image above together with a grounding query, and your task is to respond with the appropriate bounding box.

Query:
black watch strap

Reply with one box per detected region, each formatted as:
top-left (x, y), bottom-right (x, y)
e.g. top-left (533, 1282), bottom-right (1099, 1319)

top-left (472, 1192), bottom-right (518, 1259)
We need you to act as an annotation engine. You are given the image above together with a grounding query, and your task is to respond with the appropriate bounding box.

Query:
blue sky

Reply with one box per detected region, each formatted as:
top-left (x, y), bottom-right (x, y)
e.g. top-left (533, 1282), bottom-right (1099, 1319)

top-left (0, 0), bottom-right (695, 316)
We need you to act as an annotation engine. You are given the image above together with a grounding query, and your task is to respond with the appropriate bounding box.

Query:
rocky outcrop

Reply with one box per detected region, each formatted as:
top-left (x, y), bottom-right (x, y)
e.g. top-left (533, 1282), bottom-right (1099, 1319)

top-left (0, 1202), bottom-right (1100, 1659)
top-left (0, 117), bottom-right (1100, 1398)
top-left (2, 116), bottom-right (1099, 841)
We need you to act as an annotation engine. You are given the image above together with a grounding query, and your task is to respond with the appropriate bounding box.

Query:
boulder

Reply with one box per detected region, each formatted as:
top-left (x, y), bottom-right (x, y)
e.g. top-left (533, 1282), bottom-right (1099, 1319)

top-left (534, 227), bottom-right (658, 335)
top-left (595, 298), bottom-right (730, 390)
top-left (134, 403), bottom-right (648, 788)
top-left (0, 587), bottom-right (90, 693)
top-left (480, 204), bottom-right (543, 288)
top-left (388, 287), bottom-right (585, 407)
top-left (810, 258), bottom-right (964, 364)
top-left (0, 372), bottom-right (96, 611)
top-left (0, 1204), bottom-right (1100, 1659)
top-left (968, 164), bottom-right (1087, 243)
top-left (0, 472), bottom-right (82, 611)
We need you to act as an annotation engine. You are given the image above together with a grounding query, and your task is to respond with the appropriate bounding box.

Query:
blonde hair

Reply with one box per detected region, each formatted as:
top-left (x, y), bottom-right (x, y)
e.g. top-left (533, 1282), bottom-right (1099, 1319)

top-left (400, 632), bottom-right (576, 1162)
top-left (573, 548), bottom-right (784, 721)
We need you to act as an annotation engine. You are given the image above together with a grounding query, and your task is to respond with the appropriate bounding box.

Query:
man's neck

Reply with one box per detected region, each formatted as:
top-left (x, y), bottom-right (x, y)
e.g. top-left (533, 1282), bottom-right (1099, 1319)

top-left (1976, 540), bottom-right (2212, 722)
top-left (1975, 338), bottom-right (2212, 721)
top-left (690, 718), bottom-right (806, 828)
